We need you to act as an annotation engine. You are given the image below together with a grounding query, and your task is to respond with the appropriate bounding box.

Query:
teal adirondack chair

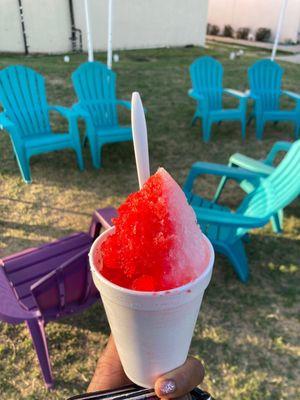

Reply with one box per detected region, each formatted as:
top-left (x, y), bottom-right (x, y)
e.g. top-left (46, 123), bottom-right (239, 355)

top-left (214, 141), bottom-right (293, 233)
top-left (188, 56), bottom-right (248, 142)
top-left (72, 62), bottom-right (132, 169)
top-left (248, 59), bottom-right (300, 140)
top-left (183, 139), bottom-right (300, 282)
top-left (0, 65), bottom-right (84, 183)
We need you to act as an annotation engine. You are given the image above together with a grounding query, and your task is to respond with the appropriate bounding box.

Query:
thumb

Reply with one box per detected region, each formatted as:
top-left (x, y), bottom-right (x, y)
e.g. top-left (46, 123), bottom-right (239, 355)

top-left (154, 357), bottom-right (205, 399)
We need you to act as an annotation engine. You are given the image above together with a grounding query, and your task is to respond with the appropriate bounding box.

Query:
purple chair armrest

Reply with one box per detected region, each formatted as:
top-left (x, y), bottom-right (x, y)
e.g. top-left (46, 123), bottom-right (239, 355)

top-left (0, 266), bottom-right (37, 324)
top-left (30, 246), bottom-right (97, 314)
top-left (89, 207), bottom-right (118, 239)
top-left (30, 269), bottom-right (58, 312)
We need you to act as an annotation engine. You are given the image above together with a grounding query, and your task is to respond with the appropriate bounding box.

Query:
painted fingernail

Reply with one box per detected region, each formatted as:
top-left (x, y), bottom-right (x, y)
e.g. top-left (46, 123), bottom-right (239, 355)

top-left (159, 379), bottom-right (176, 395)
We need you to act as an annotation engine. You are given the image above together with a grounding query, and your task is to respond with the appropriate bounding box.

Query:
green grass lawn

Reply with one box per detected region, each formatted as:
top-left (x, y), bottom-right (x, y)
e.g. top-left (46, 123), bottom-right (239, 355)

top-left (0, 42), bottom-right (299, 400)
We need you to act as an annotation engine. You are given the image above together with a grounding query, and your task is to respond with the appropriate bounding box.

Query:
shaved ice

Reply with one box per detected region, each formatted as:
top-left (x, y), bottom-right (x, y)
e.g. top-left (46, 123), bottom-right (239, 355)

top-left (93, 168), bottom-right (209, 291)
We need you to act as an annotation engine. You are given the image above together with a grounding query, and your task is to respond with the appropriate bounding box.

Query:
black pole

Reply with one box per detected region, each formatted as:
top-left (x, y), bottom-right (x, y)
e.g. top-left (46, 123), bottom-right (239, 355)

top-left (68, 0), bottom-right (82, 52)
top-left (17, 0), bottom-right (29, 55)
top-left (69, 0), bottom-right (76, 51)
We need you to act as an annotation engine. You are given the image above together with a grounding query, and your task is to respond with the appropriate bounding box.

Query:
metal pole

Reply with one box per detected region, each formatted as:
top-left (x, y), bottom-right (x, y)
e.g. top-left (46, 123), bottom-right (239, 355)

top-left (68, 0), bottom-right (82, 52)
top-left (69, 0), bottom-right (76, 51)
top-left (84, 0), bottom-right (94, 62)
top-left (17, 0), bottom-right (29, 55)
top-left (271, 0), bottom-right (288, 61)
top-left (107, 0), bottom-right (113, 69)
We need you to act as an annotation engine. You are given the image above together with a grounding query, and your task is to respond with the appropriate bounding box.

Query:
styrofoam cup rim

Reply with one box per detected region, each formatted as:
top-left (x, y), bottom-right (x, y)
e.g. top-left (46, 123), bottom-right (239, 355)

top-left (89, 226), bottom-right (214, 297)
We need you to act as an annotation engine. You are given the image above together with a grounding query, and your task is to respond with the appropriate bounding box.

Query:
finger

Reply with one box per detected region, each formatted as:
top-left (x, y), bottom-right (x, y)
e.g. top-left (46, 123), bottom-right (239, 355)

top-left (154, 357), bottom-right (204, 398)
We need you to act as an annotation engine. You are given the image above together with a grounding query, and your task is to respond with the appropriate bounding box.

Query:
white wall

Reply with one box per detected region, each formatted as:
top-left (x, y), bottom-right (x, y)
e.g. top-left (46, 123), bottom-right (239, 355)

top-left (0, 0), bottom-right (208, 53)
top-left (0, 0), bottom-right (23, 52)
top-left (24, 0), bottom-right (71, 53)
top-left (207, 0), bottom-right (300, 43)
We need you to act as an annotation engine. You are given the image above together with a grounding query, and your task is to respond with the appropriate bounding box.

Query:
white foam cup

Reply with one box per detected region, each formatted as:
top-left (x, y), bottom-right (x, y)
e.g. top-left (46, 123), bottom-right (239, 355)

top-left (89, 226), bottom-right (214, 388)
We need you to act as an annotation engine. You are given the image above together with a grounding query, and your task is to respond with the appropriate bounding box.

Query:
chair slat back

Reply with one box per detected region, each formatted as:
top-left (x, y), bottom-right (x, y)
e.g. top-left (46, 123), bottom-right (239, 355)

top-left (237, 140), bottom-right (300, 234)
top-left (72, 62), bottom-right (118, 127)
top-left (248, 60), bottom-right (283, 111)
top-left (190, 56), bottom-right (223, 110)
top-left (0, 65), bottom-right (51, 136)
top-left (31, 247), bottom-right (96, 314)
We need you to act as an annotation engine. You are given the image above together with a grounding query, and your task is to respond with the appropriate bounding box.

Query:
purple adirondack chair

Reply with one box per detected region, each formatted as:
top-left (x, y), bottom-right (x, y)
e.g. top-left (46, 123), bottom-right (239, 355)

top-left (0, 207), bottom-right (117, 389)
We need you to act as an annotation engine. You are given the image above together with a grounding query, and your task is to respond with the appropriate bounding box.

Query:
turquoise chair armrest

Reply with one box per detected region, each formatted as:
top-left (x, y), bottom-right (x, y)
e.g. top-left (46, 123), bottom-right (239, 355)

top-left (48, 105), bottom-right (78, 120)
top-left (282, 90), bottom-right (300, 102)
top-left (72, 103), bottom-right (95, 136)
top-left (229, 153), bottom-right (274, 175)
top-left (183, 162), bottom-right (260, 192)
top-left (246, 90), bottom-right (260, 101)
top-left (245, 90), bottom-right (261, 107)
top-left (265, 141), bottom-right (293, 166)
top-left (193, 206), bottom-right (268, 228)
top-left (0, 112), bottom-right (15, 130)
top-left (48, 105), bottom-right (82, 143)
top-left (190, 162), bottom-right (260, 178)
top-left (72, 103), bottom-right (91, 119)
top-left (247, 91), bottom-right (263, 113)
top-left (0, 113), bottom-right (21, 141)
top-left (188, 89), bottom-right (208, 114)
top-left (188, 89), bottom-right (205, 101)
top-left (223, 88), bottom-right (248, 99)
top-left (224, 89), bottom-right (248, 111)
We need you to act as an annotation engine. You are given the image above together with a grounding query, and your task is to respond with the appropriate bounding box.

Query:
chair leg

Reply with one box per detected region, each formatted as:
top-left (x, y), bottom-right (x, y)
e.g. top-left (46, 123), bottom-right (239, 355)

top-left (191, 113), bottom-right (199, 127)
top-left (89, 137), bottom-right (102, 169)
top-left (247, 113), bottom-right (253, 126)
top-left (241, 118), bottom-right (246, 140)
top-left (82, 133), bottom-right (88, 147)
top-left (255, 119), bottom-right (265, 141)
top-left (271, 210), bottom-right (284, 234)
top-left (294, 121), bottom-right (300, 139)
top-left (224, 240), bottom-right (249, 283)
top-left (26, 319), bottom-right (53, 389)
top-left (69, 120), bottom-right (84, 171)
top-left (202, 118), bottom-right (212, 143)
top-left (74, 143), bottom-right (84, 171)
top-left (13, 144), bottom-right (32, 183)
top-left (213, 175), bottom-right (228, 203)
top-left (242, 233), bottom-right (251, 243)
top-left (239, 180), bottom-right (256, 194)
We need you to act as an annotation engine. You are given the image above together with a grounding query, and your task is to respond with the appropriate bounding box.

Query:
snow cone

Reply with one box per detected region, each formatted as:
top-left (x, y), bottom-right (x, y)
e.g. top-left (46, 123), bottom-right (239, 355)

top-left (89, 168), bottom-right (214, 388)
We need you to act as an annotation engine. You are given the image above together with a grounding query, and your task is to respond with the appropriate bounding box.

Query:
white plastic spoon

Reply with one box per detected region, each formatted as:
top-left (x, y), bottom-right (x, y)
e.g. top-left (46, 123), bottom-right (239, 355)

top-left (131, 92), bottom-right (150, 189)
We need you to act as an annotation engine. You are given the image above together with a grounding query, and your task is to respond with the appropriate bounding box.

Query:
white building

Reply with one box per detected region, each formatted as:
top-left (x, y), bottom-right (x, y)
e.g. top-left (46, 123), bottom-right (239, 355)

top-left (0, 0), bottom-right (209, 54)
top-left (208, 0), bottom-right (300, 43)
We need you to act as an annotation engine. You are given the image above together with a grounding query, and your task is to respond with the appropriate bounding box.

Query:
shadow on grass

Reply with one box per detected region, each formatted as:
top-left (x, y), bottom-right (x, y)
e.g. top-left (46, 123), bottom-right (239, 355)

top-left (56, 303), bottom-right (110, 334)
top-left (283, 203), bottom-right (300, 219)
top-left (0, 130), bottom-right (136, 195)
top-left (0, 198), bottom-right (91, 218)
top-left (0, 219), bottom-right (76, 237)
top-left (0, 217), bottom-right (88, 256)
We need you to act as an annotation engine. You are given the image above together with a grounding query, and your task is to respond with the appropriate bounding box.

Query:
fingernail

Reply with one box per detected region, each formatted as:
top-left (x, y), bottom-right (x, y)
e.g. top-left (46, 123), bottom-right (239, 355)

top-left (159, 379), bottom-right (176, 395)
